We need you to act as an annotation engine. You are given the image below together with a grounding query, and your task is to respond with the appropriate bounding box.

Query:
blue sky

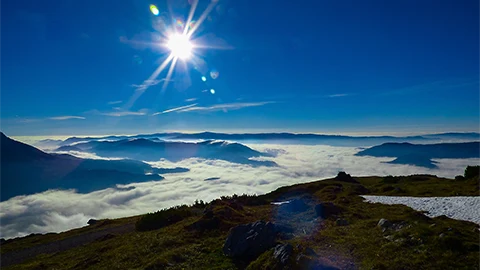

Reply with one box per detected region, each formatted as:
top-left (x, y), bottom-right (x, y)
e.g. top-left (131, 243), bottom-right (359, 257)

top-left (1, 0), bottom-right (479, 136)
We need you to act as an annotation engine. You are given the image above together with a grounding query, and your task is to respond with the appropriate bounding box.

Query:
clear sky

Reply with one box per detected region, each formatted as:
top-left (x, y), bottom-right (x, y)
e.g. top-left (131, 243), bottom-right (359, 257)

top-left (1, 0), bottom-right (479, 136)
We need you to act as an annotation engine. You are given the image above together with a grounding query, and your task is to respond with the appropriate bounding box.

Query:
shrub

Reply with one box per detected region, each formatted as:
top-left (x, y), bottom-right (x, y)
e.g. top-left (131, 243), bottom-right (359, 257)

top-left (454, 175), bottom-right (465, 181)
top-left (382, 175), bottom-right (400, 184)
top-left (136, 205), bottom-right (193, 232)
top-left (464, 166), bottom-right (480, 179)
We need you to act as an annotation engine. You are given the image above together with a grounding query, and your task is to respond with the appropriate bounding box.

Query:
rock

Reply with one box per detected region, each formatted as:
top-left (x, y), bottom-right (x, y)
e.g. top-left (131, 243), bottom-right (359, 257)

top-left (377, 218), bottom-right (392, 229)
top-left (315, 202), bottom-right (342, 219)
top-left (335, 218), bottom-right (348, 226)
top-left (273, 243), bottom-right (293, 265)
top-left (223, 221), bottom-right (276, 259)
top-left (87, 219), bottom-right (99, 225)
top-left (335, 171), bottom-right (359, 183)
top-left (439, 233), bottom-right (446, 238)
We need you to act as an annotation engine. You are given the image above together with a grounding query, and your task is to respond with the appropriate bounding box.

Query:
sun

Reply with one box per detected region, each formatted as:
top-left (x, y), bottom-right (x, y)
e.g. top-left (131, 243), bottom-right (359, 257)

top-left (166, 33), bottom-right (193, 60)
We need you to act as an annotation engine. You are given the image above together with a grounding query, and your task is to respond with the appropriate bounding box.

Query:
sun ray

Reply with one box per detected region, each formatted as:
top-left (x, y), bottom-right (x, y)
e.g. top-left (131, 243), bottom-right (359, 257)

top-left (162, 57), bottom-right (178, 92)
top-left (187, 0), bottom-right (218, 38)
top-left (184, 0), bottom-right (199, 35)
top-left (124, 54), bottom-right (174, 110)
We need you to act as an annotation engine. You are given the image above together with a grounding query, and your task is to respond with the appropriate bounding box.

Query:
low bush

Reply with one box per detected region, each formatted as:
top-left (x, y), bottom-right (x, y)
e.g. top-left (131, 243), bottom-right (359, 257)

top-left (135, 205), bottom-right (193, 232)
top-left (464, 165), bottom-right (480, 179)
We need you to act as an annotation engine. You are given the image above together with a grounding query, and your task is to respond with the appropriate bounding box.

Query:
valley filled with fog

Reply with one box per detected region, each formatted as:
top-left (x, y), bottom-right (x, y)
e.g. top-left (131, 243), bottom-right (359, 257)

top-left (1, 132), bottom-right (479, 238)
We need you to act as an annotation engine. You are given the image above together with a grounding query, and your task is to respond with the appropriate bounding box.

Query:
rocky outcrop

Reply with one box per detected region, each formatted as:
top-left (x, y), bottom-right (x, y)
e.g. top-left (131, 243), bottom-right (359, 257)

top-left (223, 221), bottom-right (276, 259)
top-left (87, 219), bottom-right (99, 225)
top-left (273, 243), bottom-right (293, 266)
top-left (335, 172), bottom-right (359, 183)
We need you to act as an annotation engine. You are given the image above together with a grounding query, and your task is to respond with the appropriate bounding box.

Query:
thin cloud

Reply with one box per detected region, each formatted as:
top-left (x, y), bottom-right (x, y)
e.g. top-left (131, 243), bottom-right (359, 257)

top-left (152, 103), bottom-right (199, 115)
top-left (131, 79), bottom-right (172, 92)
top-left (101, 110), bottom-right (147, 117)
top-left (176, 101), bottom-right (275, 113)
top-left (326, 93), bottom-right (350, 98)
top-left (185, 98), bottom-right (197, 102)
top-left (107, 100), bottom-right (123, 105)
top-left (48, 116), bottom-right (85, 120)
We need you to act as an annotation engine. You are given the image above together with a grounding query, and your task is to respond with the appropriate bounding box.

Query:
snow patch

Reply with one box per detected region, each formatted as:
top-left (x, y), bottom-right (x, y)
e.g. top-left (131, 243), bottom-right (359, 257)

top-left (362, 196), bottom-right (480, 224)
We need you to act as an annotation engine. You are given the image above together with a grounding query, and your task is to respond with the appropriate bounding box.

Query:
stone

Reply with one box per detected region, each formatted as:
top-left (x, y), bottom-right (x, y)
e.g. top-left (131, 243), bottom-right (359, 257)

top-left (377, 218), bottom-right (392, 229)
top-left (223, 221), bottom-right (276, 259)
top-left (273, 243), bottom-right (293, 265)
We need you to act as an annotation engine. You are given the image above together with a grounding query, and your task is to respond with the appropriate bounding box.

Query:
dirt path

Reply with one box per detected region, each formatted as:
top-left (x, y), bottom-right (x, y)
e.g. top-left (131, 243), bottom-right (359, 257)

top-left (0, 223), bottom-right (135, 268)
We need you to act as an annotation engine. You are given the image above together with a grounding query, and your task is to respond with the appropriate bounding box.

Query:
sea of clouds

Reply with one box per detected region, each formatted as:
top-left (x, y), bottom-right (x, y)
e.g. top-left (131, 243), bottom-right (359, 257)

top-left (1, 143), bottom-right (478, 239)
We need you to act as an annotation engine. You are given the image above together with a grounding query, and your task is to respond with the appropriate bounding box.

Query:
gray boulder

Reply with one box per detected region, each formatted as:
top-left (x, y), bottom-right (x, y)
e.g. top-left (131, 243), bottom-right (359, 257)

top-left (378, 218), bottom-right (392, 232)
top-left (223, 221), bottom-right (276, 259)
top-left (273, 243), bottom-right (293, 265)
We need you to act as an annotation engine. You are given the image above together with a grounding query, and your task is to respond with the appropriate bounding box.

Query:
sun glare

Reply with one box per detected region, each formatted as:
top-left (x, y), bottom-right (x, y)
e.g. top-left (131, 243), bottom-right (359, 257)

top-left (167, 33), bottom-right (193, 60)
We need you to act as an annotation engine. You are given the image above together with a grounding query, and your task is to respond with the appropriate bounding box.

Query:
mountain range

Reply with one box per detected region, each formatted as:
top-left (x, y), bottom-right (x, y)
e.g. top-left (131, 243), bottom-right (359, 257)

top-left (35, 132), bottom-right (480, 148)
top-left (0, 133), bottom-right (185, 201)
top-left (356, 142), bottom-right (480, 168)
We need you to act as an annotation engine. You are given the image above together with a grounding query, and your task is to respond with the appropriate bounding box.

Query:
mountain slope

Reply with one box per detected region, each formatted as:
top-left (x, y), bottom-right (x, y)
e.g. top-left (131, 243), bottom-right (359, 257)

top-left (1, 173), bottom-right (478, 269)
top-left (0, 133), bottom-right (171, 201)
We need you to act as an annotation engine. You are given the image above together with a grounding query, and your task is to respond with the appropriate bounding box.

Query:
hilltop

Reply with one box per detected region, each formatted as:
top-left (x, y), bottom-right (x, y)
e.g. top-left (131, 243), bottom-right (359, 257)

top-left (1, 169), bottom-right (479, 269)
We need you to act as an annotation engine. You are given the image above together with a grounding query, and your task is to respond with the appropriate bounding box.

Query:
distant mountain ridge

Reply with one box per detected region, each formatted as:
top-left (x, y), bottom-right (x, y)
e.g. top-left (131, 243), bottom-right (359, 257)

top-left (43, 132), bottom-right (480, 148)
top-left (0, 133), bottom-right (187, 201)
top-left (356, 141), bottom-right (480, 168)
top-left (56, 138), bottom-right (276, 166)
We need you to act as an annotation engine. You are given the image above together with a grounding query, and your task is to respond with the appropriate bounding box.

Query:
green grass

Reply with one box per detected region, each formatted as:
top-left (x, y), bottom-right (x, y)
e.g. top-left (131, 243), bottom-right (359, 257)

top-left (2, 173), bottom-right (479, 269)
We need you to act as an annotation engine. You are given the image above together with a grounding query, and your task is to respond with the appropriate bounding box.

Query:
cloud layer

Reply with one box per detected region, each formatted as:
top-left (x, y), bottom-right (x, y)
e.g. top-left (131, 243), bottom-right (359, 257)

top-left (1, 143), bottom-right (478, 239)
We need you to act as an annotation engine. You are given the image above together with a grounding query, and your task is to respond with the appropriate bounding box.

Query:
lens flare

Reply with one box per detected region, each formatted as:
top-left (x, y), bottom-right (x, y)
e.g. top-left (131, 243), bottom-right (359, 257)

top-left (210, 69), bottom-right (219, 79)
top-left (150, 4), bottom-right (159, 16)
top-left (201, 76), bottom-right (207, 81)
top-left (210, 89), bottom-right (215, 94)
top-left (167, 33), bottom-right (193, 60)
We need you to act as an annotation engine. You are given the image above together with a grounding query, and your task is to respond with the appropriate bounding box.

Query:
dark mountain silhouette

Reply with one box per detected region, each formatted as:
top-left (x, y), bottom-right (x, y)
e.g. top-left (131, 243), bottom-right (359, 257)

top-left (55, 132), bottom-right (479, 147)
top-left (56, 139), bottom-right (277, 166)
top-left (356, 142), bottom-right (480, 168)
top-left (0, 133), bottom-right (187, 201)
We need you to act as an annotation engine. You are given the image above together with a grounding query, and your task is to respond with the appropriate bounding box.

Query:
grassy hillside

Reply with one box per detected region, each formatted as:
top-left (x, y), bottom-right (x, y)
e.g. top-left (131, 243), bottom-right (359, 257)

top-left (1, 171), bottom-right (479, 270)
